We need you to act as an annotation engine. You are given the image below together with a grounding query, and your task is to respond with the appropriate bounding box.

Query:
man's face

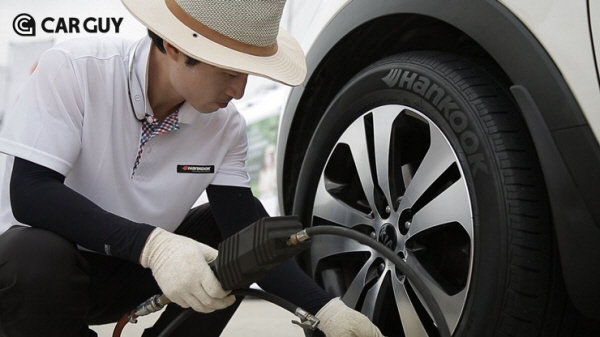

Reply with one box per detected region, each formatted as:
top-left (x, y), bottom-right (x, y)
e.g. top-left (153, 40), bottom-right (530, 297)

top-left (168, 54), bottom-right (248, 113)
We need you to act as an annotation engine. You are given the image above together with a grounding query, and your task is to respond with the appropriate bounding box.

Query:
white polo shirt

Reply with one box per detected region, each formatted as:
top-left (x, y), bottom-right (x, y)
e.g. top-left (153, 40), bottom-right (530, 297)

top-left (0, 36), bottom-right (250, 234)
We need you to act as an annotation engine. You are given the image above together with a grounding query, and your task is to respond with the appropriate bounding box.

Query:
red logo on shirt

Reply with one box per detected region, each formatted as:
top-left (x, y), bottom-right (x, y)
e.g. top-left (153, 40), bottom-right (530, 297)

top-left (177, 165), bottom-right (214, 174)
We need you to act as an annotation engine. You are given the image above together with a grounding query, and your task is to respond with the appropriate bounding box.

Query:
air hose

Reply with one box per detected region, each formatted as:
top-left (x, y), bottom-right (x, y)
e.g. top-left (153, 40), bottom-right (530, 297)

top-left (155, 288), bottom-right (315, 337)
top-left (113, 220), bottom-right (451, 337)
top-left (300, 226), bottom-right (451, 337)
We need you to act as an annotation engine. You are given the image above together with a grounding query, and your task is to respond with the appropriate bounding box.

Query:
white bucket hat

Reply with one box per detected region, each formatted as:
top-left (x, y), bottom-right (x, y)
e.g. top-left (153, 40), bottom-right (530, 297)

top-left (122, 0), bottom-right (306, 86)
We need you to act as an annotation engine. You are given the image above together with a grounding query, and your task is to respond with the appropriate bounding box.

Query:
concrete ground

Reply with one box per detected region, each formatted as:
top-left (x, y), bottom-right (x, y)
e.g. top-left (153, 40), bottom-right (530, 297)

top-left (92, 297), bottom-right (307, 337)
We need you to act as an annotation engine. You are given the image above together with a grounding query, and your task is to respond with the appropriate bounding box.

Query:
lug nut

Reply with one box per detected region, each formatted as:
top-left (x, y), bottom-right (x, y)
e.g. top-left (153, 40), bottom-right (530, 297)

top-left (385, 205), bottom-right (391, 214)
top-left (404, 220), bottom-right (411, 230)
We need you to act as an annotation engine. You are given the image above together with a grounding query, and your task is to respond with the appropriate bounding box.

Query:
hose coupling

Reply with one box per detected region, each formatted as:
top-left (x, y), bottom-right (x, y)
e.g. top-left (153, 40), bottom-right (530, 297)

top-left (291, 307), bottom-right (320, 331)
top-left (131, 294), bottom-right (169, 322)
top-left (287, 229), bottom-right (311, 246)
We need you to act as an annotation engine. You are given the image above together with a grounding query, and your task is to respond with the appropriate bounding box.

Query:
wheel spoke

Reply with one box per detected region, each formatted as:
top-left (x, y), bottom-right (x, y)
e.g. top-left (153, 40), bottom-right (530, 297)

top-left (339, 119), bottom-right (377, 211)
top-left (361, 270), bottom-right (389, 320)
top-left (399, 122), bottom-right (457, 211)
top-left (314, 175), bottom-right (374, 228)
top-left (406, 255), bottom-right (466, 332)
top-left (311, 233), bottom-right (374, 262)
top-left (391, 276), bottom-right (429, 337)
top-left (409, 177), bottom-right (472, 238)
top-left (372, 107), bottom-right (401, 208)
top-left (341, 257), bottom-right (378, 308)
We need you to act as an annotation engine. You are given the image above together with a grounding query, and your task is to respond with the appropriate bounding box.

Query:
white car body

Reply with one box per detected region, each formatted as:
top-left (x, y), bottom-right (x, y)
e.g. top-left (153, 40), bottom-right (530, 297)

top-left (500, 0), bottom-right (600, 140)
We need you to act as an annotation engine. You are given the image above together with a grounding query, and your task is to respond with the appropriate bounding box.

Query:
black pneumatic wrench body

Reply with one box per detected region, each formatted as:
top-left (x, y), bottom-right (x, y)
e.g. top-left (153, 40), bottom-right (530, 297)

top-left (113, 216), bottom-right (314, 337)
top-left (208, 215), bottom-right (311, 290)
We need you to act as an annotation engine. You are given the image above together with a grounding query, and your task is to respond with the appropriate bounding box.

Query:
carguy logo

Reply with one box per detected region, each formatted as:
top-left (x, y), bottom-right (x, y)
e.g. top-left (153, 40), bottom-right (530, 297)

top-left (13, 14), bottom-right (35, 36)
top-left (13, 13), bottom-right (123, 37)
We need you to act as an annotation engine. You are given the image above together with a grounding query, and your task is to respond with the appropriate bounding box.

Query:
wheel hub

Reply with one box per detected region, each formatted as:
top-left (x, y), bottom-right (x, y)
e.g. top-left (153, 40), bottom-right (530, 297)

top-left (378, 223), bottom-right (398, 251)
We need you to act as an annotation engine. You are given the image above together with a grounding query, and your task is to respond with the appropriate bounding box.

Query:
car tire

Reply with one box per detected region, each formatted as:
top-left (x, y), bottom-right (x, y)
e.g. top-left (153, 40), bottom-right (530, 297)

top-left (293, 51), bottom-right (556, 336)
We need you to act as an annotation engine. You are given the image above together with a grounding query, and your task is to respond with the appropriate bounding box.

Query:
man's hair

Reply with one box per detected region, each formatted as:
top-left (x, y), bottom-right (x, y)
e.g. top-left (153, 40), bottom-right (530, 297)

top-left (148, 29), bottom-right (200, 67)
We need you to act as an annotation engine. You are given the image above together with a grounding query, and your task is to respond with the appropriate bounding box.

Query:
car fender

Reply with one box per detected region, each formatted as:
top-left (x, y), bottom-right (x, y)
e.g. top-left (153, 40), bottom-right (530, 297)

top-left (276, 0), bottom-right (600, 318)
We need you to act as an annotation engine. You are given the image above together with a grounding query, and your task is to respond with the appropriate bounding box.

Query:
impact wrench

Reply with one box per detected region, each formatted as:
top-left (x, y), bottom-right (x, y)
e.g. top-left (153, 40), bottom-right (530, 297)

top-left (113, 216), bottom-right (314, 337)
top-left (113, 216), bottom-right (451, 337)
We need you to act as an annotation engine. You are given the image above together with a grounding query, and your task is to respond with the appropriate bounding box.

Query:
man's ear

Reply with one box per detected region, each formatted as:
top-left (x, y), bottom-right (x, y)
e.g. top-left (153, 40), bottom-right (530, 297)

top-left (163, 41), bottom-right (180, 62)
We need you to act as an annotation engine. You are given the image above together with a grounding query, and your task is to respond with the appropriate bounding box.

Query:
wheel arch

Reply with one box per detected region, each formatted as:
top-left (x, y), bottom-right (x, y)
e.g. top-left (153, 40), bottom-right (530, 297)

top-left (277, 0), bottom-right (600, 319)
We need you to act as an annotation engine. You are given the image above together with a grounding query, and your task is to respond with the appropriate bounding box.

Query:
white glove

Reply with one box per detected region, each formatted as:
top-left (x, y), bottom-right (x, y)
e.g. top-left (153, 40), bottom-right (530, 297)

top-left (316, 298), bottom-right (385, 337)
top-left (140, 228), bottom-right (235, 313)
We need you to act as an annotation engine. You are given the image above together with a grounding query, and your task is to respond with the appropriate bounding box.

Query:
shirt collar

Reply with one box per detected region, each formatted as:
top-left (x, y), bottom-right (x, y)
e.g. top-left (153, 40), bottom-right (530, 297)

top-left (131, 36), bottom-right (200, 125)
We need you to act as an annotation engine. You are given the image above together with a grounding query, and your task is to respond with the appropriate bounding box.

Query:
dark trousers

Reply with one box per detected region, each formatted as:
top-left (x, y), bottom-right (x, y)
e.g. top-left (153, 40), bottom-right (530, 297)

top-left (0, 204), bottom-right (241, 337)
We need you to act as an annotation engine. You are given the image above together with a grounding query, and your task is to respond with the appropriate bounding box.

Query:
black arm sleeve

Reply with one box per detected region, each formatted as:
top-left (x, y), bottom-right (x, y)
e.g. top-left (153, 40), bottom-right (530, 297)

top-left (206, 184), bottom-right (334, 314)
top-left (9, 157), bottom-right (155, 263)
